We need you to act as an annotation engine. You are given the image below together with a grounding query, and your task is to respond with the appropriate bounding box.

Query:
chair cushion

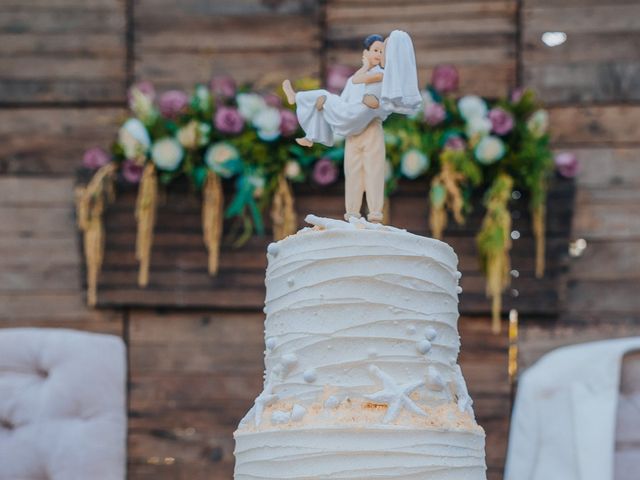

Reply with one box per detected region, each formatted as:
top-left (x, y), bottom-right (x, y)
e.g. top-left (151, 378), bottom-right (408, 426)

top-left (0, 328), bottom-right (126, 480)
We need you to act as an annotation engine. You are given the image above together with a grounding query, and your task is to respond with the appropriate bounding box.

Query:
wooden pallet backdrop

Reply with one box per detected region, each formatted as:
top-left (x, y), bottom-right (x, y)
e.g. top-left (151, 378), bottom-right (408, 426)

top-left (3, 0), bottom-right (640, 479)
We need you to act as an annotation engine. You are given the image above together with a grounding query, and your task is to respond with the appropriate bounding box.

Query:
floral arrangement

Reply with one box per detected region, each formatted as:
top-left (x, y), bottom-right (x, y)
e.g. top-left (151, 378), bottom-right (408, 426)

top-left (76, 65), bottom-right (578, 331)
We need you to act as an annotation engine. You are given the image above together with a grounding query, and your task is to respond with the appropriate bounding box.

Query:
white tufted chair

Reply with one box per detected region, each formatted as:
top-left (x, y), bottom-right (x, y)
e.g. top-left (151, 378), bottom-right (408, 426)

top-left (0, 328), bottom-right (127, 480)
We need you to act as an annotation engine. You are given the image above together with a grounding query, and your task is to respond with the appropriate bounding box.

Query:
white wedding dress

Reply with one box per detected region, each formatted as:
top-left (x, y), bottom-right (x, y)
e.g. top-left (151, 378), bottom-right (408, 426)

top-left (294, 30), bottom-right (423, 147)
top-left (294, 65), bottom-right (386, 147)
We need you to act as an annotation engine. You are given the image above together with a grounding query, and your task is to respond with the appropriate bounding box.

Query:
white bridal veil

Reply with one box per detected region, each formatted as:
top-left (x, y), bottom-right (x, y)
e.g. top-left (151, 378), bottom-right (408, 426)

top-left (380, 30), bottom-right (422, 116)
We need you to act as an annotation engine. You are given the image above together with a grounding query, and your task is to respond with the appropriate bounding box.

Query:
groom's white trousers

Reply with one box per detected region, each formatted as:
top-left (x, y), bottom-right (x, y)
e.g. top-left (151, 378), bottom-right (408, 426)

top-left (343, 117), bottom-right (385, 222)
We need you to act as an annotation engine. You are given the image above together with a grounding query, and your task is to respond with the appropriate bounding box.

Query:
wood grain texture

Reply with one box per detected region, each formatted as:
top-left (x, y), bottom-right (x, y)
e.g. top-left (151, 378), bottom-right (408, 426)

top-left (0, 176), bottom-right (124, 334)
top-left (134, 0), bottom-right (322, 91)
top-left (521, 2), bottom-right (640, 104)
top-left (82, 176), bottom-right (574, 317)
top-left (0, 0), bottom-right (127, 103)
top-left (326, 0), bottom-right (517, 98)
top-left (0, 108), bottom-right (127, 175)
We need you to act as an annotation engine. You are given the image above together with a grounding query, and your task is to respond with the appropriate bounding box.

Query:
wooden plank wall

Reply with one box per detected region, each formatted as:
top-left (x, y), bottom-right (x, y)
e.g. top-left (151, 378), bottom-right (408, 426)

top-left (518, 1), bottom-right (640, 470)
top-left (1, 1), bottom-right (638, 479)
top-left (518, 0), bottom-right (640, 367)
top-left (326, 0), bottom-right (517, 97)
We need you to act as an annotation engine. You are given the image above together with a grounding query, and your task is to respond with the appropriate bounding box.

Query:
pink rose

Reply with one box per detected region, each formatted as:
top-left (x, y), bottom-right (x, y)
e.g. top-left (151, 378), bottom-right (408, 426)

top-left (431, 64), bottom-right (459, 94)
top-left (122, 159), bottom-right (144, 183)
top-left (158, 90), bottom-right (189, 119)
top-left (424, 103), bottom-right (446, 126)
top-left (210, 75), bottom-right (236, 99)
top-left (554, 152), bottom-right (580, 178)
top-left (214, 106), bottom-right (244, 134)
top-left (279, 109), bottom-right (298, 136)
top-left (511, 87), bottom-right (525, 103)
top-left (444, 136), bottom-right (466, 151)
top-left (82, 146), bottom-right (110, 170)
top-left (312, 157), bottom-right (338, 186)
top-left (326, 64), bottom-right (355, 94)
top-left (488, 107), bottom-right (515, 136)
top-left (263, 93), bottom-right (282, 108)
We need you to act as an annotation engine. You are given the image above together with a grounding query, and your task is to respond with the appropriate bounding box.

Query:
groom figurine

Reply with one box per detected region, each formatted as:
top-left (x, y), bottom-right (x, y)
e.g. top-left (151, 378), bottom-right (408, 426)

top-left (341, 35), bottom-right (388, 223)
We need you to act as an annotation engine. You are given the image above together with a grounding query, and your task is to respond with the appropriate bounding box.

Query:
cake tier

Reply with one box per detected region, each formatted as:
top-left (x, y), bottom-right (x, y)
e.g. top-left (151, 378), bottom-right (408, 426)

top-left (262, 223), bottom-right (463, 406)
top-left (234, 424), bottom-right (486, 479)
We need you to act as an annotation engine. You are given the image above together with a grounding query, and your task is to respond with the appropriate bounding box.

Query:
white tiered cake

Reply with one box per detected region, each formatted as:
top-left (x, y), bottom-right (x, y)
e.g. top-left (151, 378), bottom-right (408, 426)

top-left (234, 215), bottom-right (487, 479)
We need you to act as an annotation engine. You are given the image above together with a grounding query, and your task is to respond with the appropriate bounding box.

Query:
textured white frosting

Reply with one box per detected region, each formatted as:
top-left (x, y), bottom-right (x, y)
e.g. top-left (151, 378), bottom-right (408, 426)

top-left (235, 426), bottom-right (486, 479)
top-left (234, 216), bottom-right (486, 479)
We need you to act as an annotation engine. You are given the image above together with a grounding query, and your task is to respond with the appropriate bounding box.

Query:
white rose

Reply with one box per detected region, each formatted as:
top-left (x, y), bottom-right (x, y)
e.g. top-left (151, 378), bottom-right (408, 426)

top-left (527, 109), bottom-right (549, 138)
top-left (474, 135), bottom-right (506, 165)
top-left (118, 118), bottom-right (151, 161)
top-left (465, 116), bottom-right (492, 138)
top-left (458, 95), bottom-right (488, 121)
top-left (401, 149), bottom-right (429, 179)
top-left (197, 123), bottom-right (211, 146)
top-left (253, 107), bottom-right (281, 141)
top-left (151, 137), bottom-right (184, 171)
top-left (194, 84), bottom-right (211, 111)
top-left (204, 142), bottom-right (240, 178)
top-left (237, 93), bottom-right (267, 121)
top-left (248, 174), bottom-right (266, 198)
top-left (285, 160), bottom-right (301, 179)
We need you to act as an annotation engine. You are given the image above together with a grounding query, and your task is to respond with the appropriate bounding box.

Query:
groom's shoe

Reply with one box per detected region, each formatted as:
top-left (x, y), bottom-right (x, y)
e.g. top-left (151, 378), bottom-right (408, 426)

top-left (367, 211), bottom-right (384, 223)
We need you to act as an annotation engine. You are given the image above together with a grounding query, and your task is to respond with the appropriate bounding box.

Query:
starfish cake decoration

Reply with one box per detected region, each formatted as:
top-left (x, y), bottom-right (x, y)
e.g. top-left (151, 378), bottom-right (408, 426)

top-left (365, 365), bottom-right (427, 423)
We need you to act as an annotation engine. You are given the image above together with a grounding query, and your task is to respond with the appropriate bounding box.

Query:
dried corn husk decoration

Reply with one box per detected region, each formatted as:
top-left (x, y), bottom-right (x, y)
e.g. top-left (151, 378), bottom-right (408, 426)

top-left (202, 170), bottom-right (224, 275)
top-left (270, 175), bottom-right (297, 241)
top-left (533, 202), bottom-right (546, 279)
top-left (476, 173), bottom-right (513, 334)
top-left (135, 163), bottom-right (157, 287)
top-left (429, 159), bottom-right (465, 239)
top-left (74, 163), bottom-right (117, 306)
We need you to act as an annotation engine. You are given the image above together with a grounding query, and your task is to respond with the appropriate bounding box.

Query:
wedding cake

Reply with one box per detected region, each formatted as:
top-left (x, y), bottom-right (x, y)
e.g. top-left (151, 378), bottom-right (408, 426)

top-left (233, 215), bottom-right (487, 479)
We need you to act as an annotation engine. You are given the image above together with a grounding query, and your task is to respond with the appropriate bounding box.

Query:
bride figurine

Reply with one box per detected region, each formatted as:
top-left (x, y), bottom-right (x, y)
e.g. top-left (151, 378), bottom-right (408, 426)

top-left (282, 30), bottom-right (422, 222)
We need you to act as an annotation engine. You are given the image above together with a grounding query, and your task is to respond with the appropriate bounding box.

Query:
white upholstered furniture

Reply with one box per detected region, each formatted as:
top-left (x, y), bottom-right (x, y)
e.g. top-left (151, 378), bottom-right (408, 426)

top-left (0, 328), bottom-right (127, 480)
top-left (505, 338), bottom-right (640, 480)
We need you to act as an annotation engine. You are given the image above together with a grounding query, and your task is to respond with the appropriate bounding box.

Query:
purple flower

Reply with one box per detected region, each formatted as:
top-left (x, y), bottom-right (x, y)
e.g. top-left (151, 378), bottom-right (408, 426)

top-left (279, 109), bottom-right (298, 136)
top-left (424, 103), bottom-right (446, 126)
top-left (488, 107), bottom-right (515, 136)
top-left (158, 90), bottom-right (189, 119)
top-left (431, 64), bottom-right (459, 94)
top-left (214, 106), bottom-right (244, 134)
top-left (263, 93), bottom-right (282, 108)
top-left (510, 87), bottom-right (525, 103)
top-left (326, 64), bottom-right (355, 94)
top-left (122, 159), bottom-right (144, 183)
top-left (82, 146), bottom-right (110, 170)
top-left (554, 152), bottom-right (580, 178)
top-left (444, 136), bottom-right (466, 151)
top-left (210, 75), bottom-right (236, 99)
top-left (312, 157), bottom-right (338, 186)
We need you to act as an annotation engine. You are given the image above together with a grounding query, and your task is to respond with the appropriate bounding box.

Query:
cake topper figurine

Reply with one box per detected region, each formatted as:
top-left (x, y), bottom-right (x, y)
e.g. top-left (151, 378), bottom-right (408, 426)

top-left (282, 30), bottom-right (422, 223)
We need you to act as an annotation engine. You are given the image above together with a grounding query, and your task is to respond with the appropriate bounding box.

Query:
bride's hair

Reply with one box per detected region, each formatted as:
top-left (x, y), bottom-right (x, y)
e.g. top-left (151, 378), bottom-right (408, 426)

top-left (363, 34), bottom-right (383, 50)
